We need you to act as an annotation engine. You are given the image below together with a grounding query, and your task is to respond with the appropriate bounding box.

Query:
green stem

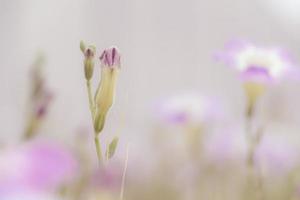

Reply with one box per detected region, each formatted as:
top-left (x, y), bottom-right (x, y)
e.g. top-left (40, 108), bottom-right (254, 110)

top-left (94, 136), bottom-right (103, 166)
top-left (86, 80), bottom-right (95, 120)
top-left (120, 145), bottom-right (129, 200)
top-left (86, 80), bottom-right (103, 166)
top-left (245, 102), bottom-right (265, 200)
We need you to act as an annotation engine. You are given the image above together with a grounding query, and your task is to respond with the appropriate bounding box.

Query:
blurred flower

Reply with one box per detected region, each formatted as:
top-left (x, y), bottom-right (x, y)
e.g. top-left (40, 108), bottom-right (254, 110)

top-left (215, 40), bottom-right (297, 83)
top-left (24, 56), bottom-right (53, 139)
top-left (155, 93), bottom-right (222, 158)
top-left (156, 93), bottom-right (220, 127)
top-left (94, 46), bottom-right (121, 134)
top-left (34, 91), bottom-right (53, 119)
top-left (0, 141), bottom-right (78, 196)
top-left (215, 40), bottom-right (299, 113)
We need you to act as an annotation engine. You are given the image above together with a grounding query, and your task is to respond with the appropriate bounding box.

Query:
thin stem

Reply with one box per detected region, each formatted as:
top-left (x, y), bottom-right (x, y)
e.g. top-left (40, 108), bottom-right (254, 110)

top-left (86, 80), bottom-right (103, 166)
top-left (23, 116), bottom-right (38, 140)
top-left (120, 144), bottom-right (129, 200)
top-left (94, 136), bottom-right (103, 166)
top-left (245, 101), bottom-right (265, 200)
top-left (86, 80), bottom-right (95, 120)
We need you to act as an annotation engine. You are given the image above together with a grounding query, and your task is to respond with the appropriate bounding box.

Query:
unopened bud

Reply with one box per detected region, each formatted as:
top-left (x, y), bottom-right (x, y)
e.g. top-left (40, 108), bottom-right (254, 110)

top-left (99, 46), bottom-right (121, 68)
top-left (94, 112), bottom-right (106, 134)
top-left (105, 137), bottom-right (119, 159)
top-left (80, 41), bottom-right (86, 53)
top-left (82, 45), bottom-right (96, 81)
top-left (84, 58), bottom-right (94, 80)
top-left (93, 47), bottom-right (121, 134)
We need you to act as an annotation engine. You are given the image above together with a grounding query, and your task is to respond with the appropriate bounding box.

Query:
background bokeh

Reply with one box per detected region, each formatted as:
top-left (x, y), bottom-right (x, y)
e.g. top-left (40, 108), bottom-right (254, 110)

top-left (1, 0), bottom-right (300, 165)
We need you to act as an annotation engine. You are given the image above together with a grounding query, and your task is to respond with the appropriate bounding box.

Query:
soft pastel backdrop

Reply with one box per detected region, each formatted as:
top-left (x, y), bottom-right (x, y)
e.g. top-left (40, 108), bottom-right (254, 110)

top-left (1, 0), bottom-right (300, 158)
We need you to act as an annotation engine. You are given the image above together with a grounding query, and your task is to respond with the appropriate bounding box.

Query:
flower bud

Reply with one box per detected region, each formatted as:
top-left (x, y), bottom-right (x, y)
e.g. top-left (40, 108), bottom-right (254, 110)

top-left (82, 45), bottom-right (96, 81)
top-left (84, 57), bottom-right (94, 80)
top-left (80, 40), bottom-right (86, 53)
top-left (35, 91), bottom-right (53, 119)
top-left (94, 47), bottom-right (121, 134)
top-left (99, 46), bottom-right (121, 68)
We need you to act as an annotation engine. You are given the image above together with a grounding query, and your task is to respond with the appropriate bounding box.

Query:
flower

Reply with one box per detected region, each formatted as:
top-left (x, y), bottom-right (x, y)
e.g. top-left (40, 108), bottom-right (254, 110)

top-left (156, 93), bottom-right (220, 127)
top-left (215, 40), bottom-right (299, 109)
top-left (94, 47), bottom-right (121, 134)
top-left (215, 40), bottom-right (297, 84)
top-left (25, 57), bottom-right (53, 139)
top-left (0, 141), bottom-right (78, 195)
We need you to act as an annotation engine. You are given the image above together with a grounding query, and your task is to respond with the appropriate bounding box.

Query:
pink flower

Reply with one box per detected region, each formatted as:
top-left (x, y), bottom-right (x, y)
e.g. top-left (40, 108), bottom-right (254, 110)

top-left (0, 141), bottom-right (78, 195)
top-left (156, 93), bottom-right (220, 126)
top-left (100, 47), bottom-right (121, 68)
top-left (215, 40), bottom-right (299, 84)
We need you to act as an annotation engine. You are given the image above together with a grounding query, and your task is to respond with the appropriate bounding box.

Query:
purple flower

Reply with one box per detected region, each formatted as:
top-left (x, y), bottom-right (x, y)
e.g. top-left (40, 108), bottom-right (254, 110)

top-left (0, 141), bottom-right (78, 195)
top-left (156, 93), bottom-right (220, 126)
top-left (100, 47), bottom-right (121, 68)
top-left (215, 40), bottom-right (298, 84)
